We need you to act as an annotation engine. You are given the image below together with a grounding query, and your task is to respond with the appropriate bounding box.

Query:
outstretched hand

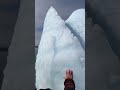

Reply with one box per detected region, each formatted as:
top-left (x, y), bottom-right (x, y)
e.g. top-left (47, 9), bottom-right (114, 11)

top-left (64, 69), bottom-right (73, 80)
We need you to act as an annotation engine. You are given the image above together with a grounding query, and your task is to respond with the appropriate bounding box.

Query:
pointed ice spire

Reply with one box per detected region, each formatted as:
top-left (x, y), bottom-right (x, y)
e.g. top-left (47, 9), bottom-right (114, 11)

top-left (43, 6), bottom-right (64, 32)
top-left (47, 6), bottom-right (58, 15)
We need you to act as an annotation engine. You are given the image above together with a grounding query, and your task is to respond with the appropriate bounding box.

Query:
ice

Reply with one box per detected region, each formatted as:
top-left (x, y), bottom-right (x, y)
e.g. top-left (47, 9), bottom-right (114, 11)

top-left (35, 7), bottom-right (85, 90)
top-left (66, 9), bottom-right (85, 50)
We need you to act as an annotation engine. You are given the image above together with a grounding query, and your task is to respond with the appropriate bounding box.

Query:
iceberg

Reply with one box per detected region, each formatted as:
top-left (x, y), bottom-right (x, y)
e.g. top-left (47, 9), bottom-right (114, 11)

top-left (35, 7), bottom-right (85, 90)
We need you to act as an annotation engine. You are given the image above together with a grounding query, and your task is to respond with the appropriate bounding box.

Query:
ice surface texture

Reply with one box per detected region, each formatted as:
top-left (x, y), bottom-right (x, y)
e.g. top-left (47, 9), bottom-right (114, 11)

top-left (35, 7), bottom-right (85, 90)
top-left (66, 9), bottom-right (85, 50)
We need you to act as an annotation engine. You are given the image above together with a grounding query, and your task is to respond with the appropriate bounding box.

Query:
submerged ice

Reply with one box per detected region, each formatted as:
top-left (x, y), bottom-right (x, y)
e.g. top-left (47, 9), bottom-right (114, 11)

top-left (35, 7), bottom-right (85, 90)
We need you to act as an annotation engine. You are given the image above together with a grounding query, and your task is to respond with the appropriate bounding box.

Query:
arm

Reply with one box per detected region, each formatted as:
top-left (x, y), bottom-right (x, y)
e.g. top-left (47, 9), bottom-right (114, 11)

top-left (64, 70), bottom-right (75, 90)
top-left (64, 78), bottom-right (75, 90)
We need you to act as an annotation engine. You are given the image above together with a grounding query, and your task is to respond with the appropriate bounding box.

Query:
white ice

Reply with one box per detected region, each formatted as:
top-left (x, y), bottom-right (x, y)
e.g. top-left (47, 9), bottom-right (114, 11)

top-left (35, 7), bottom-right (85, 90)
top-left (66, 9), bottom-right (85, 50)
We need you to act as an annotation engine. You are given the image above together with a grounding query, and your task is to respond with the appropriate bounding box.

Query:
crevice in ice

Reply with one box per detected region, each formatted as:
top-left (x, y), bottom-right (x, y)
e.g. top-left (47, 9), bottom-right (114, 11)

top-left (66, 23), bottom-right (85, 49)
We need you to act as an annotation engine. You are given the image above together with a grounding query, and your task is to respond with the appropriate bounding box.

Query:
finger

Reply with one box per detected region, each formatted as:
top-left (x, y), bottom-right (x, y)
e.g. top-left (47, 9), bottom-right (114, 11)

top-left (70, 69), bottom-right (73, 75)
top-left (69, 70), bottom-right (71, 75)
top-left (69, 69), bottom-right (71, 74)
top-left (71, 71), bottom-right (73, 79)
top-left (71, 70), bottom-right (73, 75)
top-left (66, 70), bottom-right (69, 74)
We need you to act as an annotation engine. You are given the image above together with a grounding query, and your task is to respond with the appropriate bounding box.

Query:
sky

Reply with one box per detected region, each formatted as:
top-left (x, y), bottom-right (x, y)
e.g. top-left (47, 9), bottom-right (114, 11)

top-left (35, 0), bottom-right (85, 46)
